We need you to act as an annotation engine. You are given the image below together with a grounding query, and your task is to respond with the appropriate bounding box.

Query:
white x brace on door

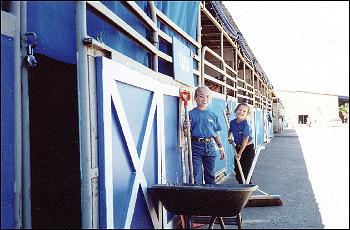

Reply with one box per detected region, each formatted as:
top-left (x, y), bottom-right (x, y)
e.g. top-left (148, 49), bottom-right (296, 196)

top-left (97, 57), bottom-right (180, 228)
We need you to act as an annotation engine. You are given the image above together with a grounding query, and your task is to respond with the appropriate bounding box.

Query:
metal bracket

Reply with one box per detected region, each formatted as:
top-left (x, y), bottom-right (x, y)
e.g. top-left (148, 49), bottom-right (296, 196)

top-left (23, 32), bottom-right (38, 68)
top-left (83, 37), bottom-right (93, 46)
top-left (23, 32), bottom-right (38, 49)
top-left (90, 167), bottom-right (99, 180)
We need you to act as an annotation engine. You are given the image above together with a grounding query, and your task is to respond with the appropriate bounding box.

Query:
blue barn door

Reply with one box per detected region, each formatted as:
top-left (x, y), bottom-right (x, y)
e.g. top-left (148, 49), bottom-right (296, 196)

top-left (1, 12), bottom-right (16, 229)
top-left (96, 57), bottom-right (181, 228)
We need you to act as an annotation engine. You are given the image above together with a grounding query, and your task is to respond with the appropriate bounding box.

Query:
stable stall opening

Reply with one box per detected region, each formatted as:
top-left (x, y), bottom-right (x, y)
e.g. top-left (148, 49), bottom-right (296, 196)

top-left (28, 54), bottom-right (81, 228)
top-left (298, 114), bottom-right (309, 125)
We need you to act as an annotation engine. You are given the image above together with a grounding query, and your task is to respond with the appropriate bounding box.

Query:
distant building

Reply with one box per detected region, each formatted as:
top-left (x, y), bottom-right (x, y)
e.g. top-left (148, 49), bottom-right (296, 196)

top-left (272, 97), bottom-right (285, 133)
top-left (276, 90), bottom-right (346, 127)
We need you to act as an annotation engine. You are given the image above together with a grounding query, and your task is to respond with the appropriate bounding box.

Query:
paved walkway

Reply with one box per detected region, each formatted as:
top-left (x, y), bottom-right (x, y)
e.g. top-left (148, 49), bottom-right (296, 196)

top-left (197, 127), bottom-right (349, 229)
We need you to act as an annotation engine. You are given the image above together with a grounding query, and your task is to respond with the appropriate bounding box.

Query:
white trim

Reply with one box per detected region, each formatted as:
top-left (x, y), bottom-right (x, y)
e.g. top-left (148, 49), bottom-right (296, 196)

top-left (1, 11), bottom-right (16, 37)
top-left (142, 92), bottom-right (162, 229)
top-left (140, 93), bottom-right (158, 165)
top-left (87, 1), bottom-right (172, 63)
top-left (124, 174), bottom-right (138, 228)
top-left (139, 168), bottom-right (162, 229)
top-left (103, 58), bottom-right (178, 97)
top-left (157, 93), bottom-right (168, 227)
top-left (109, 80), bottom-right (139, 228)
top-left (154, 7), bottom-right (200, 48)
top-left (110, 84), bottom-right (140, 171)
top-left (102, 72), bottom-right (114, 228)
top-left (123, 1), bottom-right (157, 31)
top-left (101, 57), bottom-right (173, 228)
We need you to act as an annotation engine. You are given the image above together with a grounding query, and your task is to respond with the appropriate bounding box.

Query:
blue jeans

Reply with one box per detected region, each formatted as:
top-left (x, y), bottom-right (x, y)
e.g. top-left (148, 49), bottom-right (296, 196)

top-left (191, 141), bottom-right (217, 184)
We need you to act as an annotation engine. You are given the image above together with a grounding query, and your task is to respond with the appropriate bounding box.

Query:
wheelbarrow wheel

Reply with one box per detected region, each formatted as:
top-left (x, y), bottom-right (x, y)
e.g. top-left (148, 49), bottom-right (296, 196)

top-left (237, 213), bottom-right (242, 229)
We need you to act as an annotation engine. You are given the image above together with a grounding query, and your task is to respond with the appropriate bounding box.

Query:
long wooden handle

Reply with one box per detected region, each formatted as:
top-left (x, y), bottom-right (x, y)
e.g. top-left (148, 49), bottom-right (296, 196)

top-left (236, 158), bottom-right (246, 184)
top-left (178, 99), bottom-right (187, 183)
top-left (235, 145), bottom-right (266, 185)
top-left (185, 106), bottom-right (194, 184)
top-left (232, 144), bottom-right (247, 184)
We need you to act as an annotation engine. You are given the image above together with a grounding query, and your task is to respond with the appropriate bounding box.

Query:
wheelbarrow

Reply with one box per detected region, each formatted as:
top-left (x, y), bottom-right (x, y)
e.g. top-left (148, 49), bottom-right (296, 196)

top-left (148, 183), bottom-right (258, 229)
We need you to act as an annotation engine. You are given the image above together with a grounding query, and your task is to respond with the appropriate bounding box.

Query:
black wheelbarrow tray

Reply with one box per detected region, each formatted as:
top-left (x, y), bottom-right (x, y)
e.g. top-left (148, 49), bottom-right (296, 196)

top-left (148, 183), bottom-right (258, 228)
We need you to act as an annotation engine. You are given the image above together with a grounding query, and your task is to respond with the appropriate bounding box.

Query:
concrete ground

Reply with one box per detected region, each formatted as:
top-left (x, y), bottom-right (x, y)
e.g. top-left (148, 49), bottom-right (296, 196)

top-left (196, 125), bottom-right (349, 229)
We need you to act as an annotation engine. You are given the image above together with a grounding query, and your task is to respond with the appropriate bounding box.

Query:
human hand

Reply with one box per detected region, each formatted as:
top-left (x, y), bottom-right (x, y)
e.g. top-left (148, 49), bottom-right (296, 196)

top-left (183, 119), bottom-right (190, 129)
top-left (227, 138), bottom-right (233, 144)
top-left (220, 151), bottom-right (225, 160)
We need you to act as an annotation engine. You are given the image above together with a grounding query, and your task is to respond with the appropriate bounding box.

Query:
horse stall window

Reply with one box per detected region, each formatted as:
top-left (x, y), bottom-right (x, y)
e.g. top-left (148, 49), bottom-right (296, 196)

top-left (28, 54), bottom-right (81, 228)
top-left (298, 115), bottom-right (309, 125)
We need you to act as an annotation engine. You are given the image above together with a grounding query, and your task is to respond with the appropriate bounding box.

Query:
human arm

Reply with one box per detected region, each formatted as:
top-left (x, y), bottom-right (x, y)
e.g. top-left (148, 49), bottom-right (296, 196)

top-left (213, 134), bottom-right (225, 160)
top-left (227, 130), bottom-right (234, 144)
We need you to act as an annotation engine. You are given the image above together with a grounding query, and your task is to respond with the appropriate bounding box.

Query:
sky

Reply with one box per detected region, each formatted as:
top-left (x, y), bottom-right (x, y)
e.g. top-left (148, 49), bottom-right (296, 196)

top-left (224, 1), bottom-right (349, 96)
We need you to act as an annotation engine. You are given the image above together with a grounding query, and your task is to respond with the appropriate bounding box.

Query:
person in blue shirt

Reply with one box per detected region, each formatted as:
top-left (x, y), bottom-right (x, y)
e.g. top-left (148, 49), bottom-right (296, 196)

top-left (183, 86), bottom-right (225, 184)
top-left (228, 103), bottom-right (255, 184)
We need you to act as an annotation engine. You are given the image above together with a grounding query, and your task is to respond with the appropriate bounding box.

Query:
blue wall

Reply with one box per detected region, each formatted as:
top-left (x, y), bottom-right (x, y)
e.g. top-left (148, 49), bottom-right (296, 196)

top-left (254, 109), bottom-right (265, 147)
top-left (27, 1), bottom-right (200, 71)
top-left (164, 95), bottom-right (183, 184)
top-left (208, 97), bottom-right (230, 173)
top-left (87, 2), bottom-right (150, 68)
top-left (27, 1), bottom-right (76, 64)
top-left (1, 34), bottom-right (15, 229)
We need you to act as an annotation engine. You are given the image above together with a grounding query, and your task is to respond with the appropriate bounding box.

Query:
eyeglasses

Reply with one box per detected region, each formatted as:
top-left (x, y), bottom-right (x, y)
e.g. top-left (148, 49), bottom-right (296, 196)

top-left (196, 93), bottom-right (210, 99)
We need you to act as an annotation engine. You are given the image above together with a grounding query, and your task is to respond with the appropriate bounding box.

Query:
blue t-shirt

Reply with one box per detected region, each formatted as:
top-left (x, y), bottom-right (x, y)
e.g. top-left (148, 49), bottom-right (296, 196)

top-left (229, 118), bottom-right (253, 145)
top-left (189, 108), bottom-right (222, 138)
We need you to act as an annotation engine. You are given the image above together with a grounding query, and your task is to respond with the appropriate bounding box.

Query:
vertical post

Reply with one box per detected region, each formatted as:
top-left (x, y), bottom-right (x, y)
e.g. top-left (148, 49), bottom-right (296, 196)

top-left (221, 31), bottom-right (227, 109)
top-left (76, 2), bottom-right (93, 228)
top-left (87, 55), bottom-right (99, 228)
top-left (197, 3), bottom-right (201, 87)
top-left (243, 62), bottom-right (246, 103)
top-left (12, 1), bottom-right (23, 228)
top-left (20, 2), bottom-right (32, 228)
top-left (253, 70), bottom-right (255, 107)
top-left (148, 1), bottom-right (158, 72)
top-left (200, 46), bottom-right (208, 87)
top-left (220, 31), bottom-right (223, 59)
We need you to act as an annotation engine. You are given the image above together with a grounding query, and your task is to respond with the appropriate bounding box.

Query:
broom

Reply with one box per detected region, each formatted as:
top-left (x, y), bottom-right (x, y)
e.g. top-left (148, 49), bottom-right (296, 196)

top-left (233, 144), bottom-right (283, 207)
top-left (222, 108), bottom-right (283, 207)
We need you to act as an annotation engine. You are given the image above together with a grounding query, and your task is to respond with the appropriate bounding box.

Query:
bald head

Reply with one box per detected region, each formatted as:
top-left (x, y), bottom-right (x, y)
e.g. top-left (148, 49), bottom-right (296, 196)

top-left (194, 86), bottom-right (212, 110)
top-left (195, 86), bottom-right (211, 97)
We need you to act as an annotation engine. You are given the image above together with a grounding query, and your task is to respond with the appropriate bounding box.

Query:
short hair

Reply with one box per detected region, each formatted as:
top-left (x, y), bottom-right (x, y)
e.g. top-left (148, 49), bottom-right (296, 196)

top-left (195, 86), bottom-right (211, 97)
top-left (234, 103), bottom-right (251, 115)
